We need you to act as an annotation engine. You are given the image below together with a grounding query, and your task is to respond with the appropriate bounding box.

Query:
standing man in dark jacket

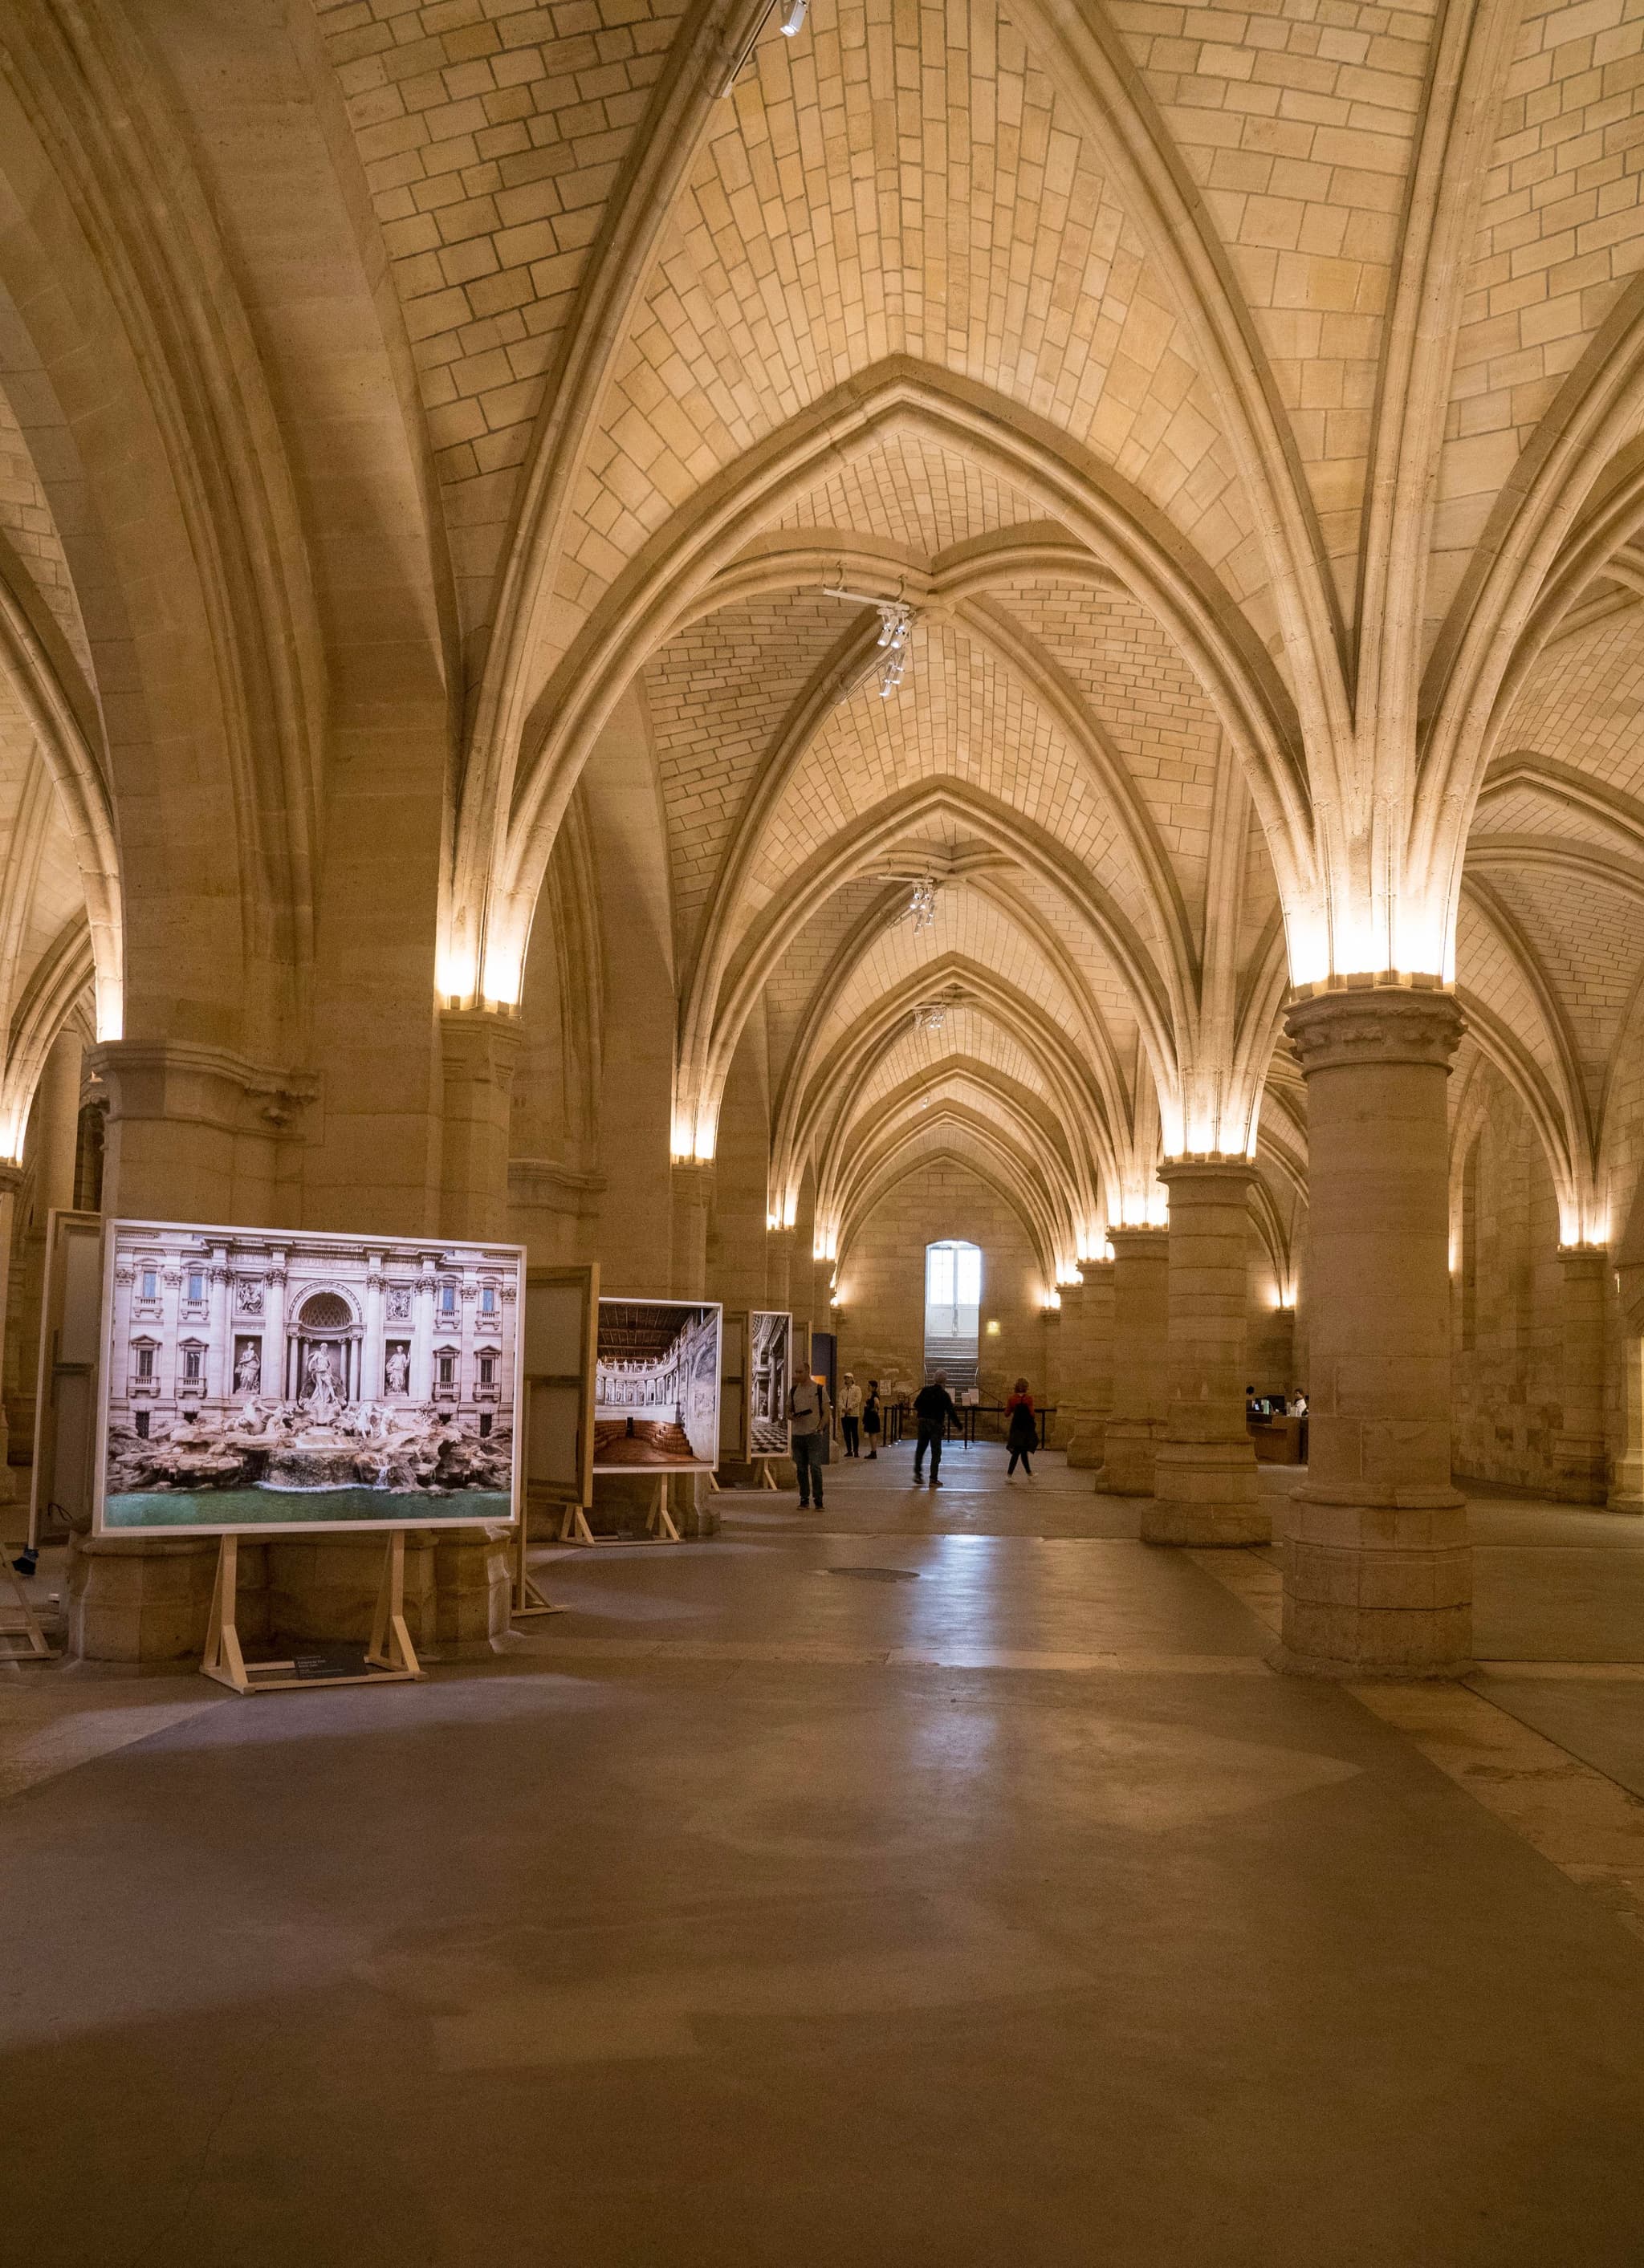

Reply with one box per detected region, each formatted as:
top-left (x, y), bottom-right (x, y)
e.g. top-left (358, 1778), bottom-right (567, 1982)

top-left (912, 1373), bottom-right (959, 1487)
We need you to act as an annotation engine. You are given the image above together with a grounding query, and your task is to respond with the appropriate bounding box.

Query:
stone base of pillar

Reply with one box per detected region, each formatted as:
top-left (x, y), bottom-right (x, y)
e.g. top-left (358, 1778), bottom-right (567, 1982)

top-left (1094, 1416), bottom-right (1164, 1495)
top-left (69, 1529), bottom-right (507, 1662)
top-left (433, 1530), bottom-right (511, 1654)
top-left (1064, 1414), bottom-right (1107, 1469)
top-left (1141, 1441), bottom-right (1268, 1546)
top-left (1276, 1490), bottom-right (1471, 1678)
top-left (70, 1533), bottom-right (229, 1661)
top-left (1551, 1432), bottom-right (1607, 1505)
top-left (1606, 1453), bottom-right (1644, 1515)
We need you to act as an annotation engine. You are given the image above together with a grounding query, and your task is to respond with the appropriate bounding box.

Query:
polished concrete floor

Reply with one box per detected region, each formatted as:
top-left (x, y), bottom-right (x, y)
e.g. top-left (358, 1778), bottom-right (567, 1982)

top-left (4, 1449), bottom-right (1644, 2264)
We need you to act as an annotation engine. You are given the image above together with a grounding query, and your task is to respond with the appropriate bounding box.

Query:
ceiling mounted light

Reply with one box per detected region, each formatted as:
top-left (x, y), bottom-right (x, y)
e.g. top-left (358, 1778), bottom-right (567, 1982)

top-left (822, 584), bottom-right (918, 698)
top-left (903, 874), bottom-right (939, 933)
top-left (913, 999), bottom-right (947, 1032)
top-left (781, 0), bottom-right (808, 30)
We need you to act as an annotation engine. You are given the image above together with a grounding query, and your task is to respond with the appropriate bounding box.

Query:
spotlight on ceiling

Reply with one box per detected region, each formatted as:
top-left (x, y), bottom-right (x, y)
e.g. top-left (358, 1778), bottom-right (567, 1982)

top-left (905, 875), bottom-right (939, 933)
top-left (781, 0), bottom-right (808, 31)
top-left (822, 585), bottom-right (917, 697)
top-left (913, 997), bottom-right (947, 1031)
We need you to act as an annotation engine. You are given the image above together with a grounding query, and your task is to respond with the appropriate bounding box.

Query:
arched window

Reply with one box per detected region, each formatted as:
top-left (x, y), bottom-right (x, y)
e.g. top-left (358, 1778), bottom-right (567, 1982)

top-left (924, 1240), bottom-right (982, 1387)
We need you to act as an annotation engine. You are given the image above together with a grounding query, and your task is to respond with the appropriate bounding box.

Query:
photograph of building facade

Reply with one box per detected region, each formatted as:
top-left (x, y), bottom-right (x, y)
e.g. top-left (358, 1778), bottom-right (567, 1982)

top-left (594, 1301), bottom-right (721, 1469)
top-left (97, 1221), bottom-right (523, 1533)
top-left (749, 1311), bottom-right (791, 1457)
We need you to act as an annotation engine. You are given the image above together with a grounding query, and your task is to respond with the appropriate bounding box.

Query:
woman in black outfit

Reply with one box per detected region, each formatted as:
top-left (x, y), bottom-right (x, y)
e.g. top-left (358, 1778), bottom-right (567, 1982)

top-left (861, 1381), bottom-right (882, 1461)
top-left (1005, 1378), bottom-right (1038, 1478)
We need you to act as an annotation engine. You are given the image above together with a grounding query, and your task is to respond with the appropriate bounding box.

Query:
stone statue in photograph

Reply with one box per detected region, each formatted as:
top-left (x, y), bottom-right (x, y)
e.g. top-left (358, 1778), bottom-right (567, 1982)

top-left (303, 1343), bottom-right (340, 1417)
top-left (234, 1343), bottom-right (261, 1396)
top-left (385, 1344), bottom-right (409, 1394)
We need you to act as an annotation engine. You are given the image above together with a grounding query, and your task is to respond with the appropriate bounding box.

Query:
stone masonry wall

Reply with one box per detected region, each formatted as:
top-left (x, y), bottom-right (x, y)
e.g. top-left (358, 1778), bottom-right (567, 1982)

top-left (836, 1163), bottom-right (1052, 1431)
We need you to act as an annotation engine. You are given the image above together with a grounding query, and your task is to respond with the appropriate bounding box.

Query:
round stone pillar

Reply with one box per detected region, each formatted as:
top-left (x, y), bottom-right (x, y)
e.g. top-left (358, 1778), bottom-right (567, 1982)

top-left (1281, 980), bottom-right (1471, 1678)
top-left (1095, 1226), bottom-right (1169, 1495)
top-left (1070, 1257), bottom-right (1115, 1468)
top-left (1552, 1247), bottom-right (1608, 1504)
top-left (671, 1160), bottom-right (714, 1298)
top-left (1143, 1160), bottom-right (1268, 1546)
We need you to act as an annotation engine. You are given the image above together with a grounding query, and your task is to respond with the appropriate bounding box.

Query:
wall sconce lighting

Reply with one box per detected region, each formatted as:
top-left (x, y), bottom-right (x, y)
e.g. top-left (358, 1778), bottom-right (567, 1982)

top-left (985, 1319), bottom-right (1000, 1336)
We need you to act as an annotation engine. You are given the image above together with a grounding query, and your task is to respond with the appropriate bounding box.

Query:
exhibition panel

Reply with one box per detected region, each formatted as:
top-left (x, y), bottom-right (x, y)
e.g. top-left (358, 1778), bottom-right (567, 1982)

top-left (592, 1299), bottom-right (722, 1473)
top-left (94, 1221), bottom-right (527, 1536)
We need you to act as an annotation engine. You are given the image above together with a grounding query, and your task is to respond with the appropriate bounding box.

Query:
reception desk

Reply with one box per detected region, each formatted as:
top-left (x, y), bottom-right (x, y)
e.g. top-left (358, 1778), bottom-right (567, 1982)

top-left (1248, 1414), bottom-right (1307, 1465)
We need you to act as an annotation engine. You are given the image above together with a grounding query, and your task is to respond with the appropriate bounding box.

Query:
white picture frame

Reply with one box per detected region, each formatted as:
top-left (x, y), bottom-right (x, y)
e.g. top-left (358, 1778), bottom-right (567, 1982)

top-left (92, 1218), bottom-right (527, 1537)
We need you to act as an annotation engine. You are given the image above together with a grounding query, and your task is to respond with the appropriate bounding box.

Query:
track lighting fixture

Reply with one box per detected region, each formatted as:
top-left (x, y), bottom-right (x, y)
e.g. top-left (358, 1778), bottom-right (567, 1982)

top-left (913, 998), bottom-right (947, 1031)
top-left (781, 0), bottom-right (808, 31)
top-left (822, 583), bottom-right (917, 697)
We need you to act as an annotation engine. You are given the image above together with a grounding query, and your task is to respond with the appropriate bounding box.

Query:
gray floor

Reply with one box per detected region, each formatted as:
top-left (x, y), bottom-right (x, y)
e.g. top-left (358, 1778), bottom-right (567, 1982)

top-left (5, 1448), bottom-right (1644, 2264)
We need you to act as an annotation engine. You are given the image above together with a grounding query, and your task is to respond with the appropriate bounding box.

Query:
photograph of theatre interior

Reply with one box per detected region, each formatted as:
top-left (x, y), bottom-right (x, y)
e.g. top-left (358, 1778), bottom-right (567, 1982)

top-left (9, 0), bottom-right (1644, 2256)
top-left (592, 1300), bottom-right (721, 1470)
top-left (97, 1222), bottom-right (522, 1532)
top-left (749, 1309), bottom-right (792, 1456)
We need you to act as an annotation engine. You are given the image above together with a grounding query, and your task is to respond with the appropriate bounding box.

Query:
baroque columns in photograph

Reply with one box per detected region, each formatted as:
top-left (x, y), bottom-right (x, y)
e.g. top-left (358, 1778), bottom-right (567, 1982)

top-left (1280, 980), bottom-right (1470, 1678)
top-left (1143, 1160), bottom-right (1268, 1548)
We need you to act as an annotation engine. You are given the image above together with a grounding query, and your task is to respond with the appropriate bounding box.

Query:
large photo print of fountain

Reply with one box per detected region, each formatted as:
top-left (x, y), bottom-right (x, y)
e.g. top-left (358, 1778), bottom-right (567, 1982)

top-left (93, 1220), bottom-right (526, 1535)
top-left (593, 1299), bottom-right (722, 1473)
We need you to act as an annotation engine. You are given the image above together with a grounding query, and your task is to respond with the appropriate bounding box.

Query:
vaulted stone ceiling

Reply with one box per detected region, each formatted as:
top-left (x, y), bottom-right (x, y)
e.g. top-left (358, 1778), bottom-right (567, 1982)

top-left (0, 0), bottom-right (1638, 1268)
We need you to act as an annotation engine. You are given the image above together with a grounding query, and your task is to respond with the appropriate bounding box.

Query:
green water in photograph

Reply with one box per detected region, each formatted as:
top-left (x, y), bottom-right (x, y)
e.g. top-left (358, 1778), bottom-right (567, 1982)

top-left (104, 1488), bottom-right (512, 1529)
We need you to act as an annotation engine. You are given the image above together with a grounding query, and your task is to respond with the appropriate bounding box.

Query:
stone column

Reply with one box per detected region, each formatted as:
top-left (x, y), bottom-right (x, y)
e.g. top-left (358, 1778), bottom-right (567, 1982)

top-left (1281, 980), bottom-right (1470, 1678)
top-left (766, 1223), bottom-right (795, 1307)
top-left (1611, 1317), bottom-right (1644, 1514)
top-left (439, 1007), bottom-right (523, 1242)
top-left (263, 1255), bottom-right (287, 1405)
top-left (206, 1251), bottom-right (230, 1405)
top-left (363, 1258), bottom-right (385, 1405)
top-left (1143, 1161), bottom-right (1268, 1546)
top-left (1552, 1246), bottom-right (1608, 1504)
top-left (1065, 1260), bottom-right (1115, 1468)
top-left (0, 1164), bottom-right (23, 1502)
top-left (411, 1262), bottom-right (435, 1399)
top-left (671, 1160), bottom-right (714, 1297)
top-left (1095, 1227), bottom-right (1170, 1494)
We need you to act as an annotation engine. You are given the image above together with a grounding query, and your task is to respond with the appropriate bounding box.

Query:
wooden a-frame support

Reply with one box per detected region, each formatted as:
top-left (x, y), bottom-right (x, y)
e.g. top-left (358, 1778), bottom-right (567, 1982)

top-left (558, 1473), bottom-right (682, 1545)
top-left (0, 1555), bottom-right (58, 1660)
top-left (511, 1510), bottom-right (564, 1618)
top-left (201, 1530), bottom-right (425, 1695)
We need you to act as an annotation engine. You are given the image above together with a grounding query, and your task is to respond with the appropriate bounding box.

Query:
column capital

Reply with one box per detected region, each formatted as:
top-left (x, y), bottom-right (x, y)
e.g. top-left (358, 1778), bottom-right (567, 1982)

top-left (437, 1005), bottom-right (523, 1089)
top-left (671, 1157), bottom-right (716, 1194)
top-left (84, 1039), bottom-right (319, 1135)
top-left (1555, 1243), bottom-right (1609, 1281)
top-left (1107, 1225), bottom-right (1169, 1260)
top-left (0, 1161), bottom-right (24, 1198)
top-left (1158, 1156), bottom-right (1258, 1197)
top-left (1285, 978), bottom-right (1464, 1076)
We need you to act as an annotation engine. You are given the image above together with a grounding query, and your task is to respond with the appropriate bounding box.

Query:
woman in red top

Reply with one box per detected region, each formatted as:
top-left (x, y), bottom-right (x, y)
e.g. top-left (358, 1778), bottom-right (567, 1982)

top-left (1005, 1379), bottom-right (1038, 1478)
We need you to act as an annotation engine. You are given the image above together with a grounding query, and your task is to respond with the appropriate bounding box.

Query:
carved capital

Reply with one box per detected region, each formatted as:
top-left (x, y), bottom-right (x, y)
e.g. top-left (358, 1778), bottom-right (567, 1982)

top-left (0, 1162), bottom-right (23, 1200)
top-left (1284, 978), bottom-right (1464, 1077)
top-left (1107, 1225), bottom-right (1169, 1262)
top-left (1158, 1158), bottom-right (1257, 1202)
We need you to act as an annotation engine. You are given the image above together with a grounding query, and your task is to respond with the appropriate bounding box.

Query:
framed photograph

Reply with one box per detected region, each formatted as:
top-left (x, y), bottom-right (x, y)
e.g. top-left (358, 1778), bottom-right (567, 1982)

top-left (593, 1299), bottom-right (722, 1473)
top-left (93, 1219), bottom-right (526, 1536)
top-left (748, 1309), bottom-right (791, 1457)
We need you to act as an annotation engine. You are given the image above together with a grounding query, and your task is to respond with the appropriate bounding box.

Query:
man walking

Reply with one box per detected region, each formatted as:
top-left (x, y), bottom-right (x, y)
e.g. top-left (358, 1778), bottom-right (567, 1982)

top-left (789, 1369), bottom-right (832, 1510)
top-left (839, 1372), bottom-right (863, 1457)
top-left (911, 1372), bottom-right (960, 1488)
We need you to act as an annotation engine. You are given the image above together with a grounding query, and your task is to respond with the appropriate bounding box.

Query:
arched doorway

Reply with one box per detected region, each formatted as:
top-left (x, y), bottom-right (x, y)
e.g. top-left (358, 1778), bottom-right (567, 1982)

top-left (925, 1239), bottom-right (981, 1389)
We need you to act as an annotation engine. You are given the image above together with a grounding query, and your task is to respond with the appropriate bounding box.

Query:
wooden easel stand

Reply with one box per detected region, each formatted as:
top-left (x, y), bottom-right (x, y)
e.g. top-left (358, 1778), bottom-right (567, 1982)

top-left (559, 1473), bottom-right (682, 1546)
top-left (201, 1530), bottom-right (424, 1695)
top-left (511, 1511), bottom-right (565, 1618)
top-left (0, 1556), bottom-right (58, 1660)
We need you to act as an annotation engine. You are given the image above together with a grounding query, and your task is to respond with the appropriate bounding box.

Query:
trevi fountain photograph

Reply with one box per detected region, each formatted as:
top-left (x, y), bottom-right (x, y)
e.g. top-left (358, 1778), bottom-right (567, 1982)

top-left (96, 1221), bottom-right (524, 1533)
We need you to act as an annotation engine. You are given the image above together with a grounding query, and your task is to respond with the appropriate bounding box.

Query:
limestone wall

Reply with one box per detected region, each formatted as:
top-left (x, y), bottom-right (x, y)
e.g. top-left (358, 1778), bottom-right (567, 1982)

top-left (834, 1162), bottom-right (1052, 1420)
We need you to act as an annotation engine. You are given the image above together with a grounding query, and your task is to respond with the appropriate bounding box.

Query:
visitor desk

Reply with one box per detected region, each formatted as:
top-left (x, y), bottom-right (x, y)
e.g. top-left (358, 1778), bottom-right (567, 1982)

top-left (1247, 1413), bottom-right (1307, 1464)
